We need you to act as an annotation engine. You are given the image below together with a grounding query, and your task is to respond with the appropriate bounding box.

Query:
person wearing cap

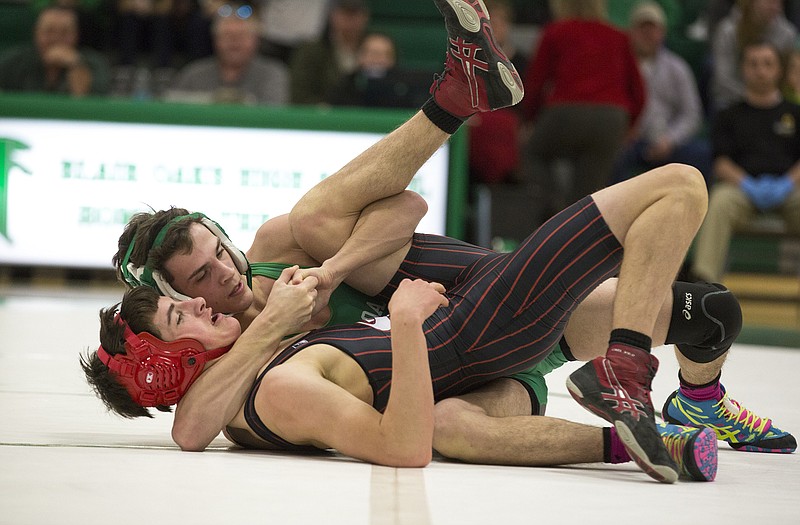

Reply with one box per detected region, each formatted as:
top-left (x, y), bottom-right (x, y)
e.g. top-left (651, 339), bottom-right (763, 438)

top-left (611, 1), bottom-right (712, 185)
top-left (289, 0), bottom-right (370, 105)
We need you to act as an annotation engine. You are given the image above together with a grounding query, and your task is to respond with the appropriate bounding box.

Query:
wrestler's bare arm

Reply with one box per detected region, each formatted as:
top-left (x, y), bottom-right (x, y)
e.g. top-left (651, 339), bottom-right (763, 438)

top-left (291, 191), bottom-right (428, 297)
top-left (287, 110), bottom-right (446, 295)
top-left (255, 279), bottom-right (446, 466)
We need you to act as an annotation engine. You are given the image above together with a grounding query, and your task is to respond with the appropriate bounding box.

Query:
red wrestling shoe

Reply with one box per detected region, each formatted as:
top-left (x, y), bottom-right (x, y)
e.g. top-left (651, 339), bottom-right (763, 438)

top-left (566, 344), bottom-right (679, 483)
top-left (430, 0), bottom-right (524, 118)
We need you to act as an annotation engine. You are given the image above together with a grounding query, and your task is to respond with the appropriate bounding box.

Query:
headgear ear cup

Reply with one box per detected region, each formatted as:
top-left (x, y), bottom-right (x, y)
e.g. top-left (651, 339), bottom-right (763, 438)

top-left (96, 315), bottom-right (231, 407)
top-left (198, 217), bottom-right (250, 275)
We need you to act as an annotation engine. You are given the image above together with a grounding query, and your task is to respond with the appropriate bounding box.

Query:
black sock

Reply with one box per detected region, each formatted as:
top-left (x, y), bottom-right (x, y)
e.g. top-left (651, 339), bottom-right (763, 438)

top-left (421, 97), bottom-right (464, 134)
top-left (609, 328), bottom-right (652, 353)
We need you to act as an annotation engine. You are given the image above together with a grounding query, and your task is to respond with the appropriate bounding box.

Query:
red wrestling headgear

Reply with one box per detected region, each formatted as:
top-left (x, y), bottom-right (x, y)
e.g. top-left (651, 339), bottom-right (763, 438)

top-left (96, 315), bottom-right (231, 407)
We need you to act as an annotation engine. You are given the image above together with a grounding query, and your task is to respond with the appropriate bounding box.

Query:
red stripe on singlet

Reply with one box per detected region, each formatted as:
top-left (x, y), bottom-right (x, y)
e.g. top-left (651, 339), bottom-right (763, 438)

top-left (400, 262), bottom-right (467, 271)
top-left (402, 240), bottom-right (489, 270)
top-left (429, 244), bottom-right (622, 390)
top-left (515, 218), bottom-right (603, 313)
top-left (416, 245), bottom-right (488, 255)
top-left (469, 243), bottom-right (621, 353)
top-left (424, 207), bottom-right (622, 390)
top-left (375, 376), bottom-right (393, 398)
top-left (423, 201), bottom-right (594, 351)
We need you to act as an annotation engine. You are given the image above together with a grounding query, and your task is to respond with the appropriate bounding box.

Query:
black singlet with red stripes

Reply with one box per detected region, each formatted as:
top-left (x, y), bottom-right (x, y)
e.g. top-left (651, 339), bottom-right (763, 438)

top-left (239, 197), bottom-right (623, 451)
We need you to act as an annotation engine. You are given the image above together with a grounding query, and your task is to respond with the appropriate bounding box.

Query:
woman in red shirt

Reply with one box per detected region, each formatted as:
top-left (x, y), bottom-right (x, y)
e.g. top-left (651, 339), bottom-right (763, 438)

top-left (521, 0), bottom-right (645, 221)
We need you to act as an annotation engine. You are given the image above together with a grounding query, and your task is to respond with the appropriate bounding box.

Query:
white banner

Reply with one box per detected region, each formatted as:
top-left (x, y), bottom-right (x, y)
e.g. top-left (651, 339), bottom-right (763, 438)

top-left (0, 119), bottom-right (448, 268)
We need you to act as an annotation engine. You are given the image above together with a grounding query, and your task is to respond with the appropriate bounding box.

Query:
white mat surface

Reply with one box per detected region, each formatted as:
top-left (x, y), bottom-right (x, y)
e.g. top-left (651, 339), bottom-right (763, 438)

top-left (1, 285), bottom-right (798, 525)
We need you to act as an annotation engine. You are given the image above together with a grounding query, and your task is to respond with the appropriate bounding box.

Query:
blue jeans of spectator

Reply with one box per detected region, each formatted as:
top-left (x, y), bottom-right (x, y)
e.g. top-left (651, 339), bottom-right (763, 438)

top-left (611, 137), bottom-right (713, 187)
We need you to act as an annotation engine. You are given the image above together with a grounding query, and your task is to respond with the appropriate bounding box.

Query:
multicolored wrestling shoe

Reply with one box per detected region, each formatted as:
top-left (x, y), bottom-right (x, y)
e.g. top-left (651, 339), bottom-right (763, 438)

top-left (658, 422), bottom-right (718, 481)
top-left (662, 386), bottom-right (796, 454)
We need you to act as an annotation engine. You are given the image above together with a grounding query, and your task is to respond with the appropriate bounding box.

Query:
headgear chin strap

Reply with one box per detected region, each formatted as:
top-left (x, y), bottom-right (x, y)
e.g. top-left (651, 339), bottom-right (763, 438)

top-left (97, 315), bottom-right (231, 407)
top-left (121, 212), bottom-right (252, 301)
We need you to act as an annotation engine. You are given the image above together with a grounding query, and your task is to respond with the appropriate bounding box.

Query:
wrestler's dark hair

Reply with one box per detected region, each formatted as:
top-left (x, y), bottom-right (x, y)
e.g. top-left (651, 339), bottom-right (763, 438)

top-left (113, 207), bottom-right (203, 288)
top-left (80, 286), bottom-right (172, 418)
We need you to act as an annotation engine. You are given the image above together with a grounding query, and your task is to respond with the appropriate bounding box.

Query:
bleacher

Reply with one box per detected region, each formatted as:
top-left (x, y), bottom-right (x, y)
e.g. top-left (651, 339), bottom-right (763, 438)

top-left (723, 219), bottom-right (800, 346)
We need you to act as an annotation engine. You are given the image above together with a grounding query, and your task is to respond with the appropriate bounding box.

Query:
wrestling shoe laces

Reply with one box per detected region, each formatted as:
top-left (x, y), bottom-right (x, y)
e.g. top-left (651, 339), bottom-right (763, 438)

top-left (566, 345), bottom-right (679, 483)
top-left (662, 387), bottom-right (797, 453)
top-left (658, 422), bottom-right (717, 482)
top-left (429, 0), bottom-right (524, 118)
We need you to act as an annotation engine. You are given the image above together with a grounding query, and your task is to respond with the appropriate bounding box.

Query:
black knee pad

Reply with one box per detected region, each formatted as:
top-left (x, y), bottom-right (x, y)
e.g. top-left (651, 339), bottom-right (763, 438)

top-left (667, 281), bottom-right (743, 363)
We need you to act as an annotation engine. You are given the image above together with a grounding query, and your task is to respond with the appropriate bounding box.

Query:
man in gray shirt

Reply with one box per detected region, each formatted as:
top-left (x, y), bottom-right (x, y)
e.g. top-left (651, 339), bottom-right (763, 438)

top-left (612, 1), bottom-right (711, 185)
top-left (169, 7), bottom-right (288, 105)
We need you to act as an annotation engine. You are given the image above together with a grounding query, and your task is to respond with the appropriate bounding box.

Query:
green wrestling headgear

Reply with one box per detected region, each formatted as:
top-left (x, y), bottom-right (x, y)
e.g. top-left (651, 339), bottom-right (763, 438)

top-left (121, 212), bottom-right (252, 301)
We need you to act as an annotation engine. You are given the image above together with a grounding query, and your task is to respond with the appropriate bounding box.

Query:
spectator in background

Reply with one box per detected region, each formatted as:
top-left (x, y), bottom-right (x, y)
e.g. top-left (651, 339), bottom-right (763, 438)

top-left (0, 5), bottom-right (110, 96)
top-left (691, 41), bottom-right (800, 283)
top-left (704, 0), bottom-right (737, 39)
top-left (327, 32), bottom-right (423, 109)
top-left (32, 0), bottom-right (114, 53)
top-left (612, 1), bottom-right (712, 185)
top-left (520, 0), bottom-right (645, 221)
top-left (289, 0), bottom-right (369, 105)
top-left (168, 5), bottom-right (288, 105)
top-left (710, 0), bottom-right (797, 112)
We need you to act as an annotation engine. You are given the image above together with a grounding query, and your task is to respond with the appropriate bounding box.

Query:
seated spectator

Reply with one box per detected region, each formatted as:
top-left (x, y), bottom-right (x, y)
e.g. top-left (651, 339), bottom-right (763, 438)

top-left (710, 0), bottom-right (797, 112)
top-left (289, 0), bottom-right (369, 105)
top-left (167, 5), bottom-right (288, 105)
top-left (612, 1), bottom-right (712, 185)
top-left (32, 0), bottom-right (113, 53)
top-left (326, 32), bottom-right (424, 109)
top-left (691, 41), bottom-right (800, 282)
top-left (0, 5), bottom-right (110, 96)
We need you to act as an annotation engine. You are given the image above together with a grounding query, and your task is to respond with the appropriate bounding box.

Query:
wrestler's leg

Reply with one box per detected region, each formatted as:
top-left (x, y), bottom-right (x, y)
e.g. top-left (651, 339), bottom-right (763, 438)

top-left (432, 282), bottom-right (721, 477)
top-left (591, 163), bottom-right (707, 337)
top-left (433, 379), bottom-right (606, 466)
top-left (566, 278), bottom-right (728, 392)
top-left (286, 113), bottom-right (449, 295)
top-left (289, 0), bottom-right (524, 292)
top-left (566, 163), bottom-right (707, 483)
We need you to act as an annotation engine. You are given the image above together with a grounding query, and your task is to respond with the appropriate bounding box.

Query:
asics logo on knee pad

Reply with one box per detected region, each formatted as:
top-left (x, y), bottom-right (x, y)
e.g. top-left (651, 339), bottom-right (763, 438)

top-left (682, 292), bottom-right (693, 320)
